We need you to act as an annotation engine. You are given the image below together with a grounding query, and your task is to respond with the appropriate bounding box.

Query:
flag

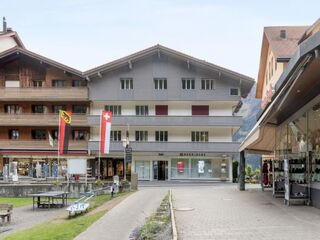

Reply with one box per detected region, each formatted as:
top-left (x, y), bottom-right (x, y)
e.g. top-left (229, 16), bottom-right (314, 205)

top-left (100, 111), bottom-right (112, 154)
top-left (59, 110), bottom-right (72, 154)
top-left (48, 131), bottom-right (54, 147)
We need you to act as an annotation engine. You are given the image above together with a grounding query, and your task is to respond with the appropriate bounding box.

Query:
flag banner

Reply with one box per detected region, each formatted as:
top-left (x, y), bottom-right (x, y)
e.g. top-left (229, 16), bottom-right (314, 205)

top-left (59, 110), bottom-right (72, 154)
top-left (100, 111), bottom-right (112, 154)
top-left (48, 131), bottom-right (54, 147)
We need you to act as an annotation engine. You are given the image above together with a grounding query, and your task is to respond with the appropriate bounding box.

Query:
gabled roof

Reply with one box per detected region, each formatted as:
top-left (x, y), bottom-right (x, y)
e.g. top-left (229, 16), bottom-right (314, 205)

top-left (0, 46), bottom-right (83, 77)
top-left (85, 44), bottom-right (254, 82)
top-left (256, 26), bottom-right (308, 98)
top-left (0, 31), bottom-right (25, 49)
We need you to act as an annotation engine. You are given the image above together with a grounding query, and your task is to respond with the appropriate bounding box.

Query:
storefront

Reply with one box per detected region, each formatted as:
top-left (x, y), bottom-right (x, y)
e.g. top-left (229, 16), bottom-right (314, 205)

top-left (96, 157), bottom-right (132, 180)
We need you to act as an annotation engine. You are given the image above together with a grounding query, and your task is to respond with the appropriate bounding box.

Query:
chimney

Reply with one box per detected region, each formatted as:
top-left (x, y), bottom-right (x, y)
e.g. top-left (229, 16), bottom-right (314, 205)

top-left (280, 29), bottom-right (286, 39)
top-left (2, 17), bottom-right (7, 32)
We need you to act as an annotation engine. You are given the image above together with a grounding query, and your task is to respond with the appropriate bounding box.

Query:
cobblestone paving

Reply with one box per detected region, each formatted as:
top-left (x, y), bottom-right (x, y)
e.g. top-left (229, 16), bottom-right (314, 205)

top-left (173, 184), bottom-right (320, 240)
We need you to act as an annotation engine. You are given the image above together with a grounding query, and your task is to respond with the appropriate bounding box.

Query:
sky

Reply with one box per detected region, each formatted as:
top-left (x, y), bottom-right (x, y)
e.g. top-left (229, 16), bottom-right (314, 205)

top-left (2, 0), bottom-right (320, 79)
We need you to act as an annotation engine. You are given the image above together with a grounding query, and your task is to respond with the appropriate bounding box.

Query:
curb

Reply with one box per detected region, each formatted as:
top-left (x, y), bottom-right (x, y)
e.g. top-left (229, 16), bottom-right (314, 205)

top-left (169, 189), bottom-right (178, 240)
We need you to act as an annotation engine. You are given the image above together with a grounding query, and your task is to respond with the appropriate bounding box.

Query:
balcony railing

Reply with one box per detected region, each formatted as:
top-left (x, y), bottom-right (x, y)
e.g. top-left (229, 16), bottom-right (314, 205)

top-left (88, 141), bottom-right (239, 153)
top-left (0, 114), bottom-right (88, 126)
top-left (88, 115), bottom-right (242, 126)
top-left (0, 140), bottom-right (88, 150)
top-left (0, 87), bottom-right (88, 101)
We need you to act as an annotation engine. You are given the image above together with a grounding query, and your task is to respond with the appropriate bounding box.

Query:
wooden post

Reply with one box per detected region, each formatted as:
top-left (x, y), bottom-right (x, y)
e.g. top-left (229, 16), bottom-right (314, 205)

top-left (239, 150), bottom-right (246, 191)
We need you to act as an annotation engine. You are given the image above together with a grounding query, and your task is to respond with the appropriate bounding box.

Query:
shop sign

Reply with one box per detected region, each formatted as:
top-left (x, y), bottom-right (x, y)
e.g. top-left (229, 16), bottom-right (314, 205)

top-left (125, 147), bottom-right (132, 163)
top-left (177, 161), bottom-right (184, 173)
top-left (179, 152), bottom-right (206, 157)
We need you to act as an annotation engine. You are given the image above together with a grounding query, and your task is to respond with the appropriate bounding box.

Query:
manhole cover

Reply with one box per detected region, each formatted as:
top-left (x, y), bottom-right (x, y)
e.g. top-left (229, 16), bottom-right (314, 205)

top-left (175, 207), bottom-right (194, 211)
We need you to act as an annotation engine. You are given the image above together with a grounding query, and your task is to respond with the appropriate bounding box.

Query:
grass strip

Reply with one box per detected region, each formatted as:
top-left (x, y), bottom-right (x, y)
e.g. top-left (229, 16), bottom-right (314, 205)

top-left (0, 197), bottom-right (33, 208)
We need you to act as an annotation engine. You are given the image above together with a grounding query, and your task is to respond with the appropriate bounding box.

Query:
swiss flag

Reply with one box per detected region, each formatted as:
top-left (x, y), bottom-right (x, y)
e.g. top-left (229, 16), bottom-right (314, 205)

top-left (100, 111), bottom-right (112, 154)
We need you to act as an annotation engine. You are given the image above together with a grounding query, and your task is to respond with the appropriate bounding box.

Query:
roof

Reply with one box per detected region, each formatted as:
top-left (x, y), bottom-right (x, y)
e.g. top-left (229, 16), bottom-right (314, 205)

top-left (256, 26), bottom-right (308, 98)
top-left (0, 31), bottom-right (25, 49)
top-left (0, 46), bottom-right (83, 77)
top-left (84, 44), bottom-right (255, 97)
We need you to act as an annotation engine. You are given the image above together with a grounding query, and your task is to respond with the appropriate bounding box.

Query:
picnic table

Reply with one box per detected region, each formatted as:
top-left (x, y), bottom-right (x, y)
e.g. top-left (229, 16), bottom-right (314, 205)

top-left (29, 191), bottom-right (69, 210)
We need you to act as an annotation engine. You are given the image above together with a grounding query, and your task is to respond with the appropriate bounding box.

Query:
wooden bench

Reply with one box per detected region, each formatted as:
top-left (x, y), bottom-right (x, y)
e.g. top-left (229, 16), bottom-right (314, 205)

top-left (0, 204), bottom-right (13, 223)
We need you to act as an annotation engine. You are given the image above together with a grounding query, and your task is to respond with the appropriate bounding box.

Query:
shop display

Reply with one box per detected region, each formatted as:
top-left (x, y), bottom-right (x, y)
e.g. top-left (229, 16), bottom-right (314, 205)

top-left (272, 160), bottom-right (285, 197)
top-left (261, 159), bottom-right (273, 190)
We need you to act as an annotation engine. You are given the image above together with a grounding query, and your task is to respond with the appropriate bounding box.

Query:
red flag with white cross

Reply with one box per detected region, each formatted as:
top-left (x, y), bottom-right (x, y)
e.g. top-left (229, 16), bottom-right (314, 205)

top-left (100, 111), bottom-right (112, 154)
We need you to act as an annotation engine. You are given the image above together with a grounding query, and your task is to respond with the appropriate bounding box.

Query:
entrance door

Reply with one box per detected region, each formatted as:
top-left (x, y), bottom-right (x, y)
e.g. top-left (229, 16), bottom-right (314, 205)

top-left (153, 161), bottom-right (168, 180)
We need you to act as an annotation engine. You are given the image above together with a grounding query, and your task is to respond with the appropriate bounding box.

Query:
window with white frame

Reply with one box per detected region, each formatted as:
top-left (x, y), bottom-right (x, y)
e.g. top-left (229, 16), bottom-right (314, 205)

top-left (120, 78), bottom-right (133, 90)
top-left (154, 78), bottom-right (167, 90)
top-left (136, 105), bottom-right (149, 116)
top-left (135, 131), bottom-right (148, 141)
top-left (105, 105), bottom-right (122, 115)
top-left (110, 131), bottom-right (121, 141)
top-left (155, 131), bottom-right (168, 142)
top-left (191, 131), bottom-right (208, 142)
top-left (230, 88), bottom-right (239, 96)
top-left (182, 78), bottom-right (195, 90)
top-left (201, 79), bottom-right (215, 90)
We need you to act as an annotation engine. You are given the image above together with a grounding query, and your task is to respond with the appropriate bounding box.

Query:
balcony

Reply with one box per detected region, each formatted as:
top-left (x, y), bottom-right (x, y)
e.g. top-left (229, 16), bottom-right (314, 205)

top-left (88, 141), bottom-right (239, 153)
top-left (0, 87), bottom-right (88, 101)
top-left (0, 114), bottom-right (88, 126)
top-left (88, 115), bottom-right (242, 127)
top-left (0, 140), bottom-right (88, 150)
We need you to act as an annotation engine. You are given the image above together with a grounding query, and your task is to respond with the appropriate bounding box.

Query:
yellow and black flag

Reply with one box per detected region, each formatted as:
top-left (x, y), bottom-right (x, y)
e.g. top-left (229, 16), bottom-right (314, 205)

top-left (59, 110), bottom-right (72, 154)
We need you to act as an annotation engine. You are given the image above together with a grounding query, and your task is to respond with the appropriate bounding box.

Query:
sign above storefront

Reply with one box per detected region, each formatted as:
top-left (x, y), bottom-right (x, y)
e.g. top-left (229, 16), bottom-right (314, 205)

top-left (179, 153), bottom-right (206, 157)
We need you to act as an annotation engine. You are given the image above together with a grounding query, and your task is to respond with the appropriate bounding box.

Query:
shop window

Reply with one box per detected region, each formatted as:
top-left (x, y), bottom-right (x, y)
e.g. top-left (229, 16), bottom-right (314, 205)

top-left (5, 104), bottom-right (22, 114)
top-left (52, 80), bottom-right (66, 88)
top-left (155, 131), bottom-right (168, 142)
top-left (72, 105), bottom-right (87, 114)
top-left (192, 105), bottom-right (209, 115)
top-left (72, 130), bottom-right (87, 140)
top-left (190, 159), bottom-right (213, 178)
top-left (171, 159), bottom-right (189, 179)
top-left (9, 129), bottom-right (19, 140)
top-left (182, 78), bottom-right (195, 90)
top-left (154, 78), bottom-right (167, 90)
top-left (32, 105), bottom-right (44, 114)
top-left (120, 78), bottom-right (133, 90)
top-left (105, 105), bottom-right (121, 116)
top-left (191, 131), bottom-right (209, 142)
top-left (155, 105), bottom-right (168, 115)
top-left (135, 131), bottom-right (148, 141)
top-left (110, 131), bottom-right (121, 141)
top-left (135, 160), bottom-right (150, 180)
top-left (52, 105), bottom-right (66, 114)
top-left (136, 105), bottom-right (149, 116)
top-left (32, 129), bottom-right (46, 140)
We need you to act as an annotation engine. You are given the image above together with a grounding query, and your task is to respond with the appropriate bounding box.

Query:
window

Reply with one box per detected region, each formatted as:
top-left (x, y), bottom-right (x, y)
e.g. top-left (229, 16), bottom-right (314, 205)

top-left (230, 88), bottom-right (239, 96)
top-left (120, 78), bottom-right (133, 90)
top-left (52, 105), bottom-right (66, 113)
top-left (192, 105), bottom-right (209, 116)
top-left (32, 105), bottom-right (44, 114)
top-left (5, 104), bottom-right (21, 114)
top-left (52, 80), bottom-right (66, 88)
top-left (72, 105), bottom-right (87, 114)
top-left (72, 80), bottom-right (86, 87)
top-left (105, 105), bottom-right (121, 115)
top-left (155, 105), bottom-right (168, 115)
top-left (154, 78), bottom-right (167, 90)
top-left (182, 78), bottom-right (195, 90)
top-left (32, 80), bottom-right (44, 88)
top-left (155, 131), bottom-right (168, 142)
top-left (191, 131), bottom-right (208, 142)
top-left (111, 131), bottom-right (121, 141)
top-left (32, 129), bottom-right (46, 140)
top-left (201, 79), bottom-right (215, 90)
top-left (72, 130), bottom-right (87, 140)
top-left (50, 130), bottom-right (58, 140)
top-left (136, 106), bottom-right (149, 116)
top-left (9, 129), bottom-right (19, 140)
top-left (5, 80), bottom-right (20, 87)
top-left (135, 131), bottom-right (148, 141)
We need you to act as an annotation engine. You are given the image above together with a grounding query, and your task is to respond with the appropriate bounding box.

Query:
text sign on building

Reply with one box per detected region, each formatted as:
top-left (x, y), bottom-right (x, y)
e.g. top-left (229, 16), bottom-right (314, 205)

top-left (125, 147), bottom-right (132, 163)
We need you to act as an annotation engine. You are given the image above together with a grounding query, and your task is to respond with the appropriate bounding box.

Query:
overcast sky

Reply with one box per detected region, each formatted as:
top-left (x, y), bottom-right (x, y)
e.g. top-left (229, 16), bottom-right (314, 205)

top-left (3, 0), bottom-right (320, 79)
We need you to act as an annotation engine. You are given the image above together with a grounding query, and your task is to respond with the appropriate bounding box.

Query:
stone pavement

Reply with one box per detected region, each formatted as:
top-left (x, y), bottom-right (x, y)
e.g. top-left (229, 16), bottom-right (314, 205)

top-left (0, 204), bottom-right (66, 237)
top-left (173, 184), bottom-right (320, 240)
top-left (75, 188), bottom-right (168, 240)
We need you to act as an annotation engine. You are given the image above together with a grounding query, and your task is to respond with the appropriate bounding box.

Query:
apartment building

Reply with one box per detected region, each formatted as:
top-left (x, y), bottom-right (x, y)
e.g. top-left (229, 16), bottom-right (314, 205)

top-left (0, 46), bottom-right (90, 177)
top-left (85, 45), bottom-right (254, 181)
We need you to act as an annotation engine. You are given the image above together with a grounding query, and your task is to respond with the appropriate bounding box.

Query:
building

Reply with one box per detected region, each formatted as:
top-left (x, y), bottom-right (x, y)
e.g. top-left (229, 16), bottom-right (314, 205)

top-left (85, 45), bottom-right (254, 181)
top-left (240, 19), bottom-right (320, 208)
top-left (0, 46), bottom-right (90, 178)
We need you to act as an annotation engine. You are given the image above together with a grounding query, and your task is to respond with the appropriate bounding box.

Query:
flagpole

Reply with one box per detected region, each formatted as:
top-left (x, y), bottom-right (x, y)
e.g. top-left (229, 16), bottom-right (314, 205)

top-left (98, 110), bottom-right (102, 180)
top-left (57, 110), bottom-right (61, 177)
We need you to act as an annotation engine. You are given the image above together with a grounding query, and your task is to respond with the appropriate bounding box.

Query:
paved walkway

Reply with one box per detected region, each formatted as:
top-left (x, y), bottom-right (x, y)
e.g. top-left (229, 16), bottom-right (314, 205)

top-left (75, 188), bottom-right (168, 240)
top-left (0, 204), bottom-right (66, 237)
top-left (173, 184), bottom-right (320, 240)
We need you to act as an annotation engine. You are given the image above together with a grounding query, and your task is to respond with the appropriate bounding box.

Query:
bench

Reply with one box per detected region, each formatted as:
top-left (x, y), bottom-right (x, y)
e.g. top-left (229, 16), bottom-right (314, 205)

top-left (0, 204), bottom-right (13, 223)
